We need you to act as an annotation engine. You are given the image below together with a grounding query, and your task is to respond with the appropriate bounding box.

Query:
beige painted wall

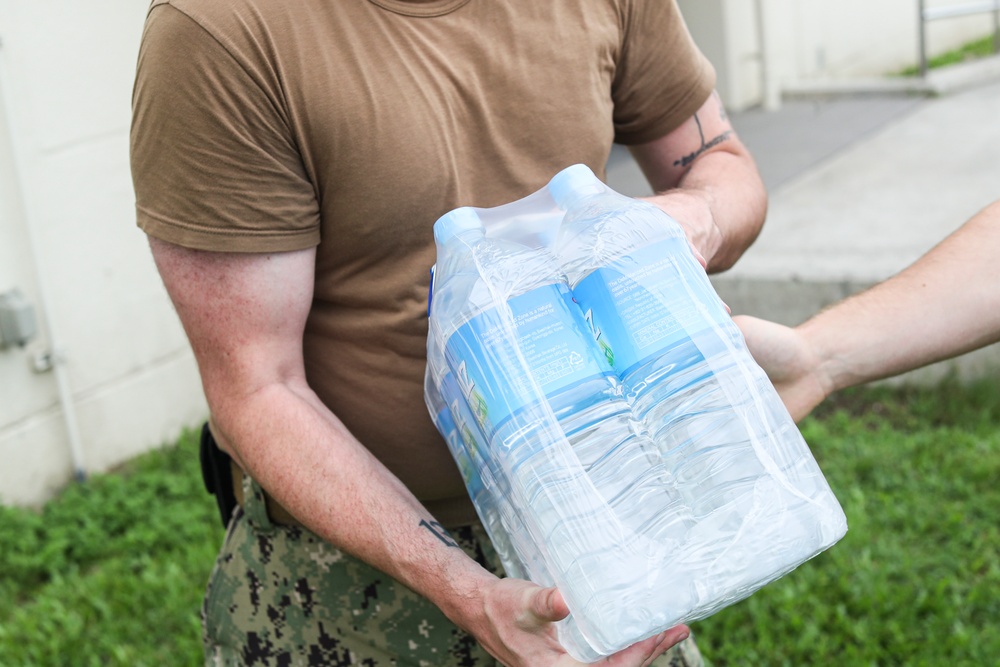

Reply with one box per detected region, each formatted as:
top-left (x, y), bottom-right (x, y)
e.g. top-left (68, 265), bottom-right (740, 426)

top-left (0, 0), bottom-right (207, 506)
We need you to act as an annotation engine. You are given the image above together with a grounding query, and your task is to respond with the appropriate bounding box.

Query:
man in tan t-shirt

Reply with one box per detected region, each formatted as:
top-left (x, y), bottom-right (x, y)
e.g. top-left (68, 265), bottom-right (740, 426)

top-left (131, 0), bottom-right (767, 665)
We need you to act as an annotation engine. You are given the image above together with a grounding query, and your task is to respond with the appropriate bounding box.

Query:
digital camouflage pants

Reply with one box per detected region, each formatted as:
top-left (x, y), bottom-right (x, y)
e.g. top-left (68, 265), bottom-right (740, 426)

top-left (202, 472), bottom-right (704, 667)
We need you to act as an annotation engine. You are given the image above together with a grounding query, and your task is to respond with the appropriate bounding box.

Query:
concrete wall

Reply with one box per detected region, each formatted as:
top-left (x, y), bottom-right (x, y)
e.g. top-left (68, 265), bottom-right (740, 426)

top-left (0, 0), bottom-right (206, 506)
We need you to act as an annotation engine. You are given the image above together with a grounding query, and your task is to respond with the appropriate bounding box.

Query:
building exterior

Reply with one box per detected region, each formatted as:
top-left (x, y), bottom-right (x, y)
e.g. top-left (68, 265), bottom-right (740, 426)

top-left (681, 0), bottom-right (1000, 110)
top-left (0, 0), bottom-right (207, 505)
top-left (1, 0), bottom-right (996, 505)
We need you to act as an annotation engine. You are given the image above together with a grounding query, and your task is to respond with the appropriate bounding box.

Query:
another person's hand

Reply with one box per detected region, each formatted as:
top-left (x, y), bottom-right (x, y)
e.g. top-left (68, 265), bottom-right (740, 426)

top-left (733, 315), bottom-right (831, 422)
top-left (470, 577), bottom-right (690, 667)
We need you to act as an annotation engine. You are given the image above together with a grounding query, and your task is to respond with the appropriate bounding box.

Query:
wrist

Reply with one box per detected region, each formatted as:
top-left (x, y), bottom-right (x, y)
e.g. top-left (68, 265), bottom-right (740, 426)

top-left (431, 556), bottom-right (499, 633)
top-left (798, 323), bottom-right (841, 401)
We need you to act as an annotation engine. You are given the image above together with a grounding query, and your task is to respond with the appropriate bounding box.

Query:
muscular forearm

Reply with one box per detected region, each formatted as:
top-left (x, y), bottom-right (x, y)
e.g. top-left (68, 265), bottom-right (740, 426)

top-left (148, 239), bottom-right (495, 636)
top-left (209, 378), bottom-right (496, 627)
top-left (802, 200), bottom-right (1000, 393)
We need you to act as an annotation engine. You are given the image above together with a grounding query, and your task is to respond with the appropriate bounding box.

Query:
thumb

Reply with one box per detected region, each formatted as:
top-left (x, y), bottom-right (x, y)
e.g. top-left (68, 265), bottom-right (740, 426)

top-left (526, 586), bottom-right (570, 625)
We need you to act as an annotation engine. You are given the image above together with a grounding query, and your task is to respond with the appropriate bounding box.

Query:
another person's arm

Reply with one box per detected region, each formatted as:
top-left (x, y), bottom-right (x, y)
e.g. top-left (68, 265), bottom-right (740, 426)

top-left (735, 200), bottom-right (1000, 421)
top-left (149, 238), bottom-right (689, 667)
top-left (629, 91), bottom-right (767, 273)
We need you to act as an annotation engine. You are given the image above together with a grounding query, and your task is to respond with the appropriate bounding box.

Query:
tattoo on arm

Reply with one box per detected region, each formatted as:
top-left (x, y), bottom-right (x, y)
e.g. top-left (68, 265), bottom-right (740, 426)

top-left (673, 113), bottom-right (733, 169)
top-left (419, 519), bottom-right (460, 547)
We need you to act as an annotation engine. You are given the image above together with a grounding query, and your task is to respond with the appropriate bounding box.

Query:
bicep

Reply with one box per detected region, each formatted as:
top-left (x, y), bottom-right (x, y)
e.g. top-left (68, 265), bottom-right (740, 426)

top-left (149, 237), bottom-right (316, 401)
top-left (628, 90), bottom-right (752, 192)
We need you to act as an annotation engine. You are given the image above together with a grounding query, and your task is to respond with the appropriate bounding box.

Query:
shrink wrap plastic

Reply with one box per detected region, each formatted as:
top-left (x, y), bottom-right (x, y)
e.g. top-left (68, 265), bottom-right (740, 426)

top-left (424, 165), bottom-right (847, 661)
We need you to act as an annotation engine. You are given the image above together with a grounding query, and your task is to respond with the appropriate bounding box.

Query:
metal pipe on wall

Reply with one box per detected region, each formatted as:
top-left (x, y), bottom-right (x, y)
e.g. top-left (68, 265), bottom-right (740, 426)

top-left (919, 0), bottom-right (930, 77)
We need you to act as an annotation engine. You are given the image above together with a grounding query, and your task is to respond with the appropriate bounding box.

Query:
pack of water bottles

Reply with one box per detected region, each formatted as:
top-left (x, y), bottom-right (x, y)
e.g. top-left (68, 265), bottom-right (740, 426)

top-left (424, 164), bottom-right (848, 661)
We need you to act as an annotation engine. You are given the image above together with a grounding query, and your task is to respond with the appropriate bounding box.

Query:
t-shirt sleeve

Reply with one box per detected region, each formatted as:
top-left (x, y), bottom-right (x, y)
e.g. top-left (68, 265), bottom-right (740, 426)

top-left (611, 0), bottom-right (717, 146)
top-left (130, 3), bottom-right (321, 253)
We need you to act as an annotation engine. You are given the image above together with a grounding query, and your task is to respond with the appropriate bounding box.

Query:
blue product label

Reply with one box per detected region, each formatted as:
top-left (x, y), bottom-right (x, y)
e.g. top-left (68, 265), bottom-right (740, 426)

top-left (572, 238), bottom-right (727, 376)
top-left (444, 283), bottom-right (611, 440)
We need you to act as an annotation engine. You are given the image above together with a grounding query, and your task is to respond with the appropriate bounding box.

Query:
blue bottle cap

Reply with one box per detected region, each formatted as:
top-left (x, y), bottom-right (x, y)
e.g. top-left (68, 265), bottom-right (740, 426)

top-left (547, 164), bottom-right (604, 209)
top-left (434, 207), bottom-right (484, 245)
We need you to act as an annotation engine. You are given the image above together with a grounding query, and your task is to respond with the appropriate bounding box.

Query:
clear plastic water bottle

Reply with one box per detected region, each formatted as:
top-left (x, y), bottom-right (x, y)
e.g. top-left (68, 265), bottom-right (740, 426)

top-left (549, 165), bottom-right (846, 600)
top-left (429, 206), bottom-right (694, 657)
top-left (425, 363), bottom-right (527, 579)
top-left (428, 316), bottom-right (610, 661)
top-left (426, 316), bottom-right (540, 580)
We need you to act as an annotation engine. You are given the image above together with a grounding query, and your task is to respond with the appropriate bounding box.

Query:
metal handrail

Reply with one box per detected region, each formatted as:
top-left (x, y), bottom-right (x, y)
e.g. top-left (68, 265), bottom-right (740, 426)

top-left (918, 0), bottom-right (1000, 76)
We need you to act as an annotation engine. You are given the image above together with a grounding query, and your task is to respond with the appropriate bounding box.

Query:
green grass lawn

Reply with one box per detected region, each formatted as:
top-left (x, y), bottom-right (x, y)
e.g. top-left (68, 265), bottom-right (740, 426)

top-left (0, 429), bottom-right (223, 667)
top-left (694, 378), bottom-right (1000, 666)
top-left (1, 378), bottom-right (998, 666)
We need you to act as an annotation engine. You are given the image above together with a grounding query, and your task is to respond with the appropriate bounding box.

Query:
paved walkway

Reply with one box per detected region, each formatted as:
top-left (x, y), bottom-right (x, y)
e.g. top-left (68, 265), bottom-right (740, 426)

top-left (606, 73), bottom-right (1000, 382)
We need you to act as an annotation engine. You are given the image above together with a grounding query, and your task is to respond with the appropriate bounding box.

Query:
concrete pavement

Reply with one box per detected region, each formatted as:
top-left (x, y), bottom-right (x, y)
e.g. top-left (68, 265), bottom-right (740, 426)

top-left (606, 71), bottom-right (1000, 383)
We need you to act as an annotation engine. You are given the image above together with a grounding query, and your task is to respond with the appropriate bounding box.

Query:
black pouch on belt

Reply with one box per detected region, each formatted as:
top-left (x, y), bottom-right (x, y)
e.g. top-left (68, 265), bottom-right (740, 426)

top-left (198, 422), bottom-right (237, 528)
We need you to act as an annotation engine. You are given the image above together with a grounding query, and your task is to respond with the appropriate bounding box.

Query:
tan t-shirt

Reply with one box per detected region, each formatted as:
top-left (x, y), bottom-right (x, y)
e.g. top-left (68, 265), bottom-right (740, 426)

top-left (131, 0), bottom-right (715, 526)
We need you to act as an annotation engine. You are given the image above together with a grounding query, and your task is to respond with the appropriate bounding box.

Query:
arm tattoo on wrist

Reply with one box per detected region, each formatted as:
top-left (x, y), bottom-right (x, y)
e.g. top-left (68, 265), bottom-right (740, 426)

top-left (673, 113), bottom-right (733, 169)
top-left (419, 519), bottom-right (460, 547)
